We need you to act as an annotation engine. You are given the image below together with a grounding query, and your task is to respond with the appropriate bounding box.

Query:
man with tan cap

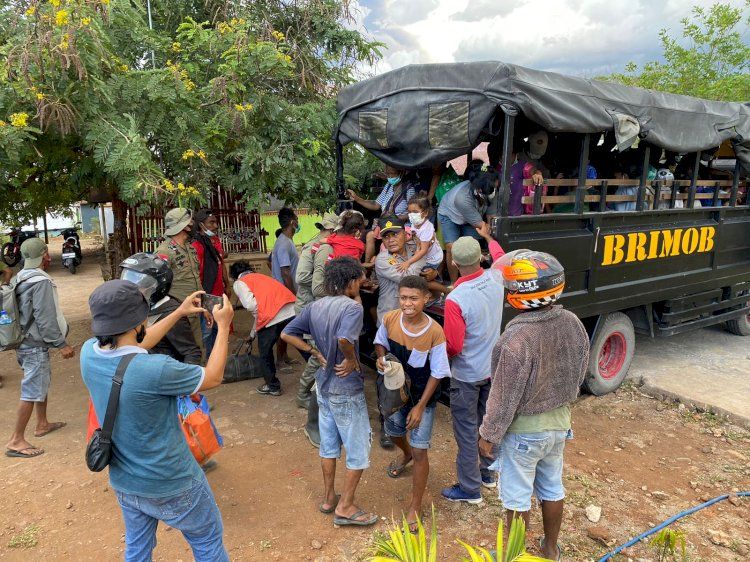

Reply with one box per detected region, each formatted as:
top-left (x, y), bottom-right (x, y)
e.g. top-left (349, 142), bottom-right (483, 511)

top-left (5, 238), bottom-right (74, 459)
top-left (294, 211), bottom-right (339, 416)
top-left (156, 208), bottom-right (204, 354)
top-left (441, 224), bottom-right (505, 504)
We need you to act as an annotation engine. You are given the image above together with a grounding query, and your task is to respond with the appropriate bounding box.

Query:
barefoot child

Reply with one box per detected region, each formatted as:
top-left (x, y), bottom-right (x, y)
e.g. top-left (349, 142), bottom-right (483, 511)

top-left (374, 275), bottom-right (450, 532)
top-left (401, 192), bottom-right (450, 297)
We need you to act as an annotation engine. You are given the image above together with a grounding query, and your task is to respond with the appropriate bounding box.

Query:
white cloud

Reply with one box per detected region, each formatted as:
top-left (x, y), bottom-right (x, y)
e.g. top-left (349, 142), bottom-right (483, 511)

top-left (356, 0), bottom-right (748, 77)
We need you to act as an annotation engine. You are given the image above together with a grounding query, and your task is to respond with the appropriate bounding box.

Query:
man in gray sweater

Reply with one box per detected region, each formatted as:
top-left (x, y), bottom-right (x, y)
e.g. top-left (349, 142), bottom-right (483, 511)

top-left (479, 249), bottom-right (589, 561)
top-left (6, 238), bottom-right (75, 458)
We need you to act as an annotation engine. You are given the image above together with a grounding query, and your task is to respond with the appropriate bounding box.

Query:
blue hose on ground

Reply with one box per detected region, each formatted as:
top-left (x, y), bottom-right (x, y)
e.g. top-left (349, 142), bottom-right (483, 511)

top-left (597, 491), bottom-right (749, 561)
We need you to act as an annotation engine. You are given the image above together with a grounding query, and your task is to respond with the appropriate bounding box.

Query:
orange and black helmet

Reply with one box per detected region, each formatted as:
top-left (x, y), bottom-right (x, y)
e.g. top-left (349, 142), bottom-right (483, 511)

top-left (491, 249), bottom-right (565, 310)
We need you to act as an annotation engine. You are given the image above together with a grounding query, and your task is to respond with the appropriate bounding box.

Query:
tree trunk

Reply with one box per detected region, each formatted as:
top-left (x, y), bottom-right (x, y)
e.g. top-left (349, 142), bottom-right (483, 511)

top-left (100, 195), bottom-right (132, 280)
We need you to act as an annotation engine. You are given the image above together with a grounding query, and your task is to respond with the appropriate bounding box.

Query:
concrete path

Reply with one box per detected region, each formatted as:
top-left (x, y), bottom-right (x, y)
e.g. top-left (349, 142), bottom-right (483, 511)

top-left (628, 324), bottom-right (750, 427)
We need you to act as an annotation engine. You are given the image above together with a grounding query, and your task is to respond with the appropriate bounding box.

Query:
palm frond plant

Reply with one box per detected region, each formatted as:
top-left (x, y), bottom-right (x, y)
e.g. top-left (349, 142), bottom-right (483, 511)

top-left (458, 516), bottom-right (551, 562)
top-left (370, 507), bottom-right (551, 562)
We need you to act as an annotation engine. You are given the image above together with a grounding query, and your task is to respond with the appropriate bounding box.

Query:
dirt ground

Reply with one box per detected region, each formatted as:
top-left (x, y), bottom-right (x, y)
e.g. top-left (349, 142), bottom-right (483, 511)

top-left (0, 240), bottom-right (748, 561)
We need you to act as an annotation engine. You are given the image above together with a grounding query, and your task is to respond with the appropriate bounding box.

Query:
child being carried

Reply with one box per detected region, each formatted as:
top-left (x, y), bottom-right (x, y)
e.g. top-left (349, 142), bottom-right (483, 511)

top-left (398, 191), bottom-right (450, 298)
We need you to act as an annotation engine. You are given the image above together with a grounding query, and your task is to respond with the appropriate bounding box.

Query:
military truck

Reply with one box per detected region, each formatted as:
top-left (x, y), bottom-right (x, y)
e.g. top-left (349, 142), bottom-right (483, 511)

top-left (334, 61), bottom-right (749, 395)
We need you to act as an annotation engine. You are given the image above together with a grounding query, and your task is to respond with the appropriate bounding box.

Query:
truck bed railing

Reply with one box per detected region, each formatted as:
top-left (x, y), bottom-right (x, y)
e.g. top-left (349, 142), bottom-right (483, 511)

top-left (520, 178), bottom-right (745, 213)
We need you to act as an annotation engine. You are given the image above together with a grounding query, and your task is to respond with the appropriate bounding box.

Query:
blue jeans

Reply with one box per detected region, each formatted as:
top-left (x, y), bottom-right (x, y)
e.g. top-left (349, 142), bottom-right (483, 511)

top-left (116, 475), bottom-right (229, 562)
top-left (500, 430), bottom-right (570, 512)
top-left (437, 213), bottom-right (481, 245)
top-left (450, 378), bottom-right (498, 494)
top-left (16, 347), bottom-right (51, 402)
top-left (200, 316), bottom-right (218, 357)
top-left (384, 403), bottom-right (436, 449)
top-left (317, 392), bottom-right (372, 470)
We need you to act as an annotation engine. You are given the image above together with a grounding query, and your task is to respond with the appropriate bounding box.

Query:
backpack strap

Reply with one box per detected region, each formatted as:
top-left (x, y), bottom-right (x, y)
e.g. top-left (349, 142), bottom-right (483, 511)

top-left (99, 354), bottom-right (138, 443)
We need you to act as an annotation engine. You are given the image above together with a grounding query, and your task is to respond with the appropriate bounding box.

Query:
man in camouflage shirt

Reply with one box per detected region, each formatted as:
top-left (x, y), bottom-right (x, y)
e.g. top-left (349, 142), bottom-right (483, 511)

top-left (156, 208), bottom-right (205, 357)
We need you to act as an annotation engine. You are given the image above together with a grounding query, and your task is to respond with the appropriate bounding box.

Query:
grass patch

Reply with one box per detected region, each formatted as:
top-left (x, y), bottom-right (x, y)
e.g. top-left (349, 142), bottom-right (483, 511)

top-left (7, 524), bottom-right (39, 549)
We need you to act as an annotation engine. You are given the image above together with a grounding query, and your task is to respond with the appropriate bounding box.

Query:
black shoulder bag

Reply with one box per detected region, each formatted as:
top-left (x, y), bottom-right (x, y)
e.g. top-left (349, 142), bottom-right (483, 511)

top-left (85, 354), bottom-right (137, 472)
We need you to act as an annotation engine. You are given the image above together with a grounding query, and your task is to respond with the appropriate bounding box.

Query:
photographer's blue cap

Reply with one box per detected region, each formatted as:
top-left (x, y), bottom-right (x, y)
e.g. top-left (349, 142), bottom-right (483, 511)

top-left (89, 280), bottom-right (149, 337)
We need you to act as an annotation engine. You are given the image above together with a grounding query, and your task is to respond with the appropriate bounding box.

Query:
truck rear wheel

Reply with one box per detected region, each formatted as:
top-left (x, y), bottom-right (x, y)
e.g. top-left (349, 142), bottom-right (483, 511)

top-left (584, 312), bottom-right (635, 396)
top-left (725, 307), bottom-right (750, 336)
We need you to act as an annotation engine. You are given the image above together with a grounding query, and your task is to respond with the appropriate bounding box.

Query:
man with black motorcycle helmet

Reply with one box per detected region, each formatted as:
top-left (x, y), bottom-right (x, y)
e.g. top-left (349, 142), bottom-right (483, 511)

top-left (120, 253), bottom-right (201, 365)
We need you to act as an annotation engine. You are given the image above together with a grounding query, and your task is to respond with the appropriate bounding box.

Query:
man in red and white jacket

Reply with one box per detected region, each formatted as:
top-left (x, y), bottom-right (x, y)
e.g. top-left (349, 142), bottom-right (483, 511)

top-left (441, 223), bottom-right (505, 504)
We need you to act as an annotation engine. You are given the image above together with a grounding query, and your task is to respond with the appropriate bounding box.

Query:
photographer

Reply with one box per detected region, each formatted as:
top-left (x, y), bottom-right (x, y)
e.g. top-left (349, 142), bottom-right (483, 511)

top-left (80, 280), bottom-right (233, 561)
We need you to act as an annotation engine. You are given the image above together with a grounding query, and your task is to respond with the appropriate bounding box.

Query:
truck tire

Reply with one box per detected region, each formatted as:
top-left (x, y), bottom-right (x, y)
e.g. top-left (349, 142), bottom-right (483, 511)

top-left (584, 312), bottom-right (635, 396)
top-left (725, 307), bottom-right (750, 336)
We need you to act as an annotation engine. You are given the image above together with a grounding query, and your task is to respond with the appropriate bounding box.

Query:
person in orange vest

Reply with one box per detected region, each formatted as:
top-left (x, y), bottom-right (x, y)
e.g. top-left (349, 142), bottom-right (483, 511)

top-left (230, 261), bottom-right (296, 396)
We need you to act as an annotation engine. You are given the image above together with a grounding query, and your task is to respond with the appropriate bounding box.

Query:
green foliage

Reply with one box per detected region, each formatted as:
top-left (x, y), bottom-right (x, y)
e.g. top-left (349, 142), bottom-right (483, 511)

top-left (650, 528), bottom-right (687, 562)
top-left (601, 2), bottom-right (750, 101)
top-left (371, 505), bottom-right (438, 562)
top-left (370, 509), bottom-right (550, 562)
top-left (0, 0), bottom-right (383, 221)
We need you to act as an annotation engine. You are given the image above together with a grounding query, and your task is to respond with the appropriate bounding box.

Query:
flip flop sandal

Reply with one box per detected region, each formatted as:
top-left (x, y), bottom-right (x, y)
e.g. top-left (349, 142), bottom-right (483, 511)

top-left (540, 537), bottom-right (563, 561)
top-left (319, 494), bottom-right (340, 514)
top-left (34, 422), bottom-right (66, 437)
top-left (333, 510), bottom-right (378, 527)
top-left (5, 447), bottom-right (45, 458)
top-left (387, 457), bottom-right (413, 479)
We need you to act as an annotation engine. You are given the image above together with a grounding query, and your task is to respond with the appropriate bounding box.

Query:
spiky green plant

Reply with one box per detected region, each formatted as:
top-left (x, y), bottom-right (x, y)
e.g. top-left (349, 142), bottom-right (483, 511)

top-left (458, 517), bottom-right (550, 562)
top-left (371, 505), bottom-right (438, 562)
top-left (370, 508), bottom-right (551, 562)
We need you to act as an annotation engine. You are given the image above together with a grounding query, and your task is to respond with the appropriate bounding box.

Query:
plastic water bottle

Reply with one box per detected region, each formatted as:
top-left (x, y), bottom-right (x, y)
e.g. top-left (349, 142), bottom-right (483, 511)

top-left (0, 310), bottom-right (11, 325)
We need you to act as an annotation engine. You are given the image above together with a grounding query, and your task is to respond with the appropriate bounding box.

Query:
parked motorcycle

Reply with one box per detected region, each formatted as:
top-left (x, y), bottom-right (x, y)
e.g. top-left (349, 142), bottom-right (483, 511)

top-left (2, 227), bottom-right (37, 267)
top-left (61, 224), bottom-right (82, 274)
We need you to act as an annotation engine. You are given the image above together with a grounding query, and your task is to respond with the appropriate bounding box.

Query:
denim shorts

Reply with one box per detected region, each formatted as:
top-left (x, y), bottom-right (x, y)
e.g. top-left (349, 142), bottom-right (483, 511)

top-left (317, 392), bottom-right (372, 470)
top-left (437, 214), bottom-right (481, 245)
top-left (116, 475), bottom-right (229, 562)
top-left (500, 430), bottom-right (570, 512)
top-left (384, 403), bottom-right (436, 449)
top-left (16, 347), bottom-right (51, 402)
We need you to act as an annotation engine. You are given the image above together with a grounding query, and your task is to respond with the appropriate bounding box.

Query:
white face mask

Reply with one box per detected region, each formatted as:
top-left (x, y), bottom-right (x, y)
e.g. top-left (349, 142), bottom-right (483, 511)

top-left (487, 190), bottom-right (497, 202)
top-left (408, 212), bottom-right (425, 226)
top-left (205, 229), bottom-right (215, 237)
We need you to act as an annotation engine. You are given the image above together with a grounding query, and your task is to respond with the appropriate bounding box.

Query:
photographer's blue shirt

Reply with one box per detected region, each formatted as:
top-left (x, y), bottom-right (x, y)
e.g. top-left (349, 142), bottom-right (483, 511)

top-left (80, 339), bottom-right (205, 498)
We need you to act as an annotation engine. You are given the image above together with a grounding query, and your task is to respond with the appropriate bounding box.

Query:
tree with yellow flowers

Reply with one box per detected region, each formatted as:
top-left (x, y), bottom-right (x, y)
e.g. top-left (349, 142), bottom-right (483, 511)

top-left (0, 0), bottom-right (383, 226)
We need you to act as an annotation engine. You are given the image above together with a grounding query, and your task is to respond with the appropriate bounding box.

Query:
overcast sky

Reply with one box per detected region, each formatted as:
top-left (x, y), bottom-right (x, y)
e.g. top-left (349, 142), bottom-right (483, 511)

top-left (352, 0), bottom-right (748, 78)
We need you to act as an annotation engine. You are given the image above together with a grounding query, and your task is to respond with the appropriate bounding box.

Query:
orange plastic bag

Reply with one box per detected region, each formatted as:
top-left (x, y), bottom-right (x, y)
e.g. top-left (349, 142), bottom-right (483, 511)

top-left (87, 398), bottom-right (99, 441)
top-left (178, 396), bottom-right (221, 464)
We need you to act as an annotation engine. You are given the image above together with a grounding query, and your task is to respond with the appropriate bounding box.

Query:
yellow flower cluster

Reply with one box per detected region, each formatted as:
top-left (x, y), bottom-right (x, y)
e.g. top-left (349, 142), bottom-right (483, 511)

top-left (0, 120), bottom-right (6, 127)
top-left (271, 31), bottom-right (285, 41)
top-left (25, 6), bottom-right (36, 16)
top-left (182, 149), bottom-right (207, 161)
top-left (82, 17), bottom-right (91, 26)
top-left (36, 93), bottom-right (45, 101)
top-left (55, 9), bottom-right (69, 26)
top-left (164, 179), bottom-right (200, 197)
top-left (234, 102), bottom-right (253, 112)
top-left (278, 53), bottom-right (292, 64)
top-left (171, 42), bottom-right (181, 53)
top-left (50, 0), bottom-right (61, 7)
top-left (10, 113), bottom-right (29, 127)
top-left (119, 64), bottom-right (128, 72)
top-left (217, 18), bottom-right (246, 34)
top-left (165, 60), bottom-right (196, 91)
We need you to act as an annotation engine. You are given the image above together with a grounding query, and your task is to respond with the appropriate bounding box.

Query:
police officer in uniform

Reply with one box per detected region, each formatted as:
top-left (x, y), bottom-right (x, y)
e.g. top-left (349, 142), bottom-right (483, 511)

top-left (156, 208), bottom-right (205, 359)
